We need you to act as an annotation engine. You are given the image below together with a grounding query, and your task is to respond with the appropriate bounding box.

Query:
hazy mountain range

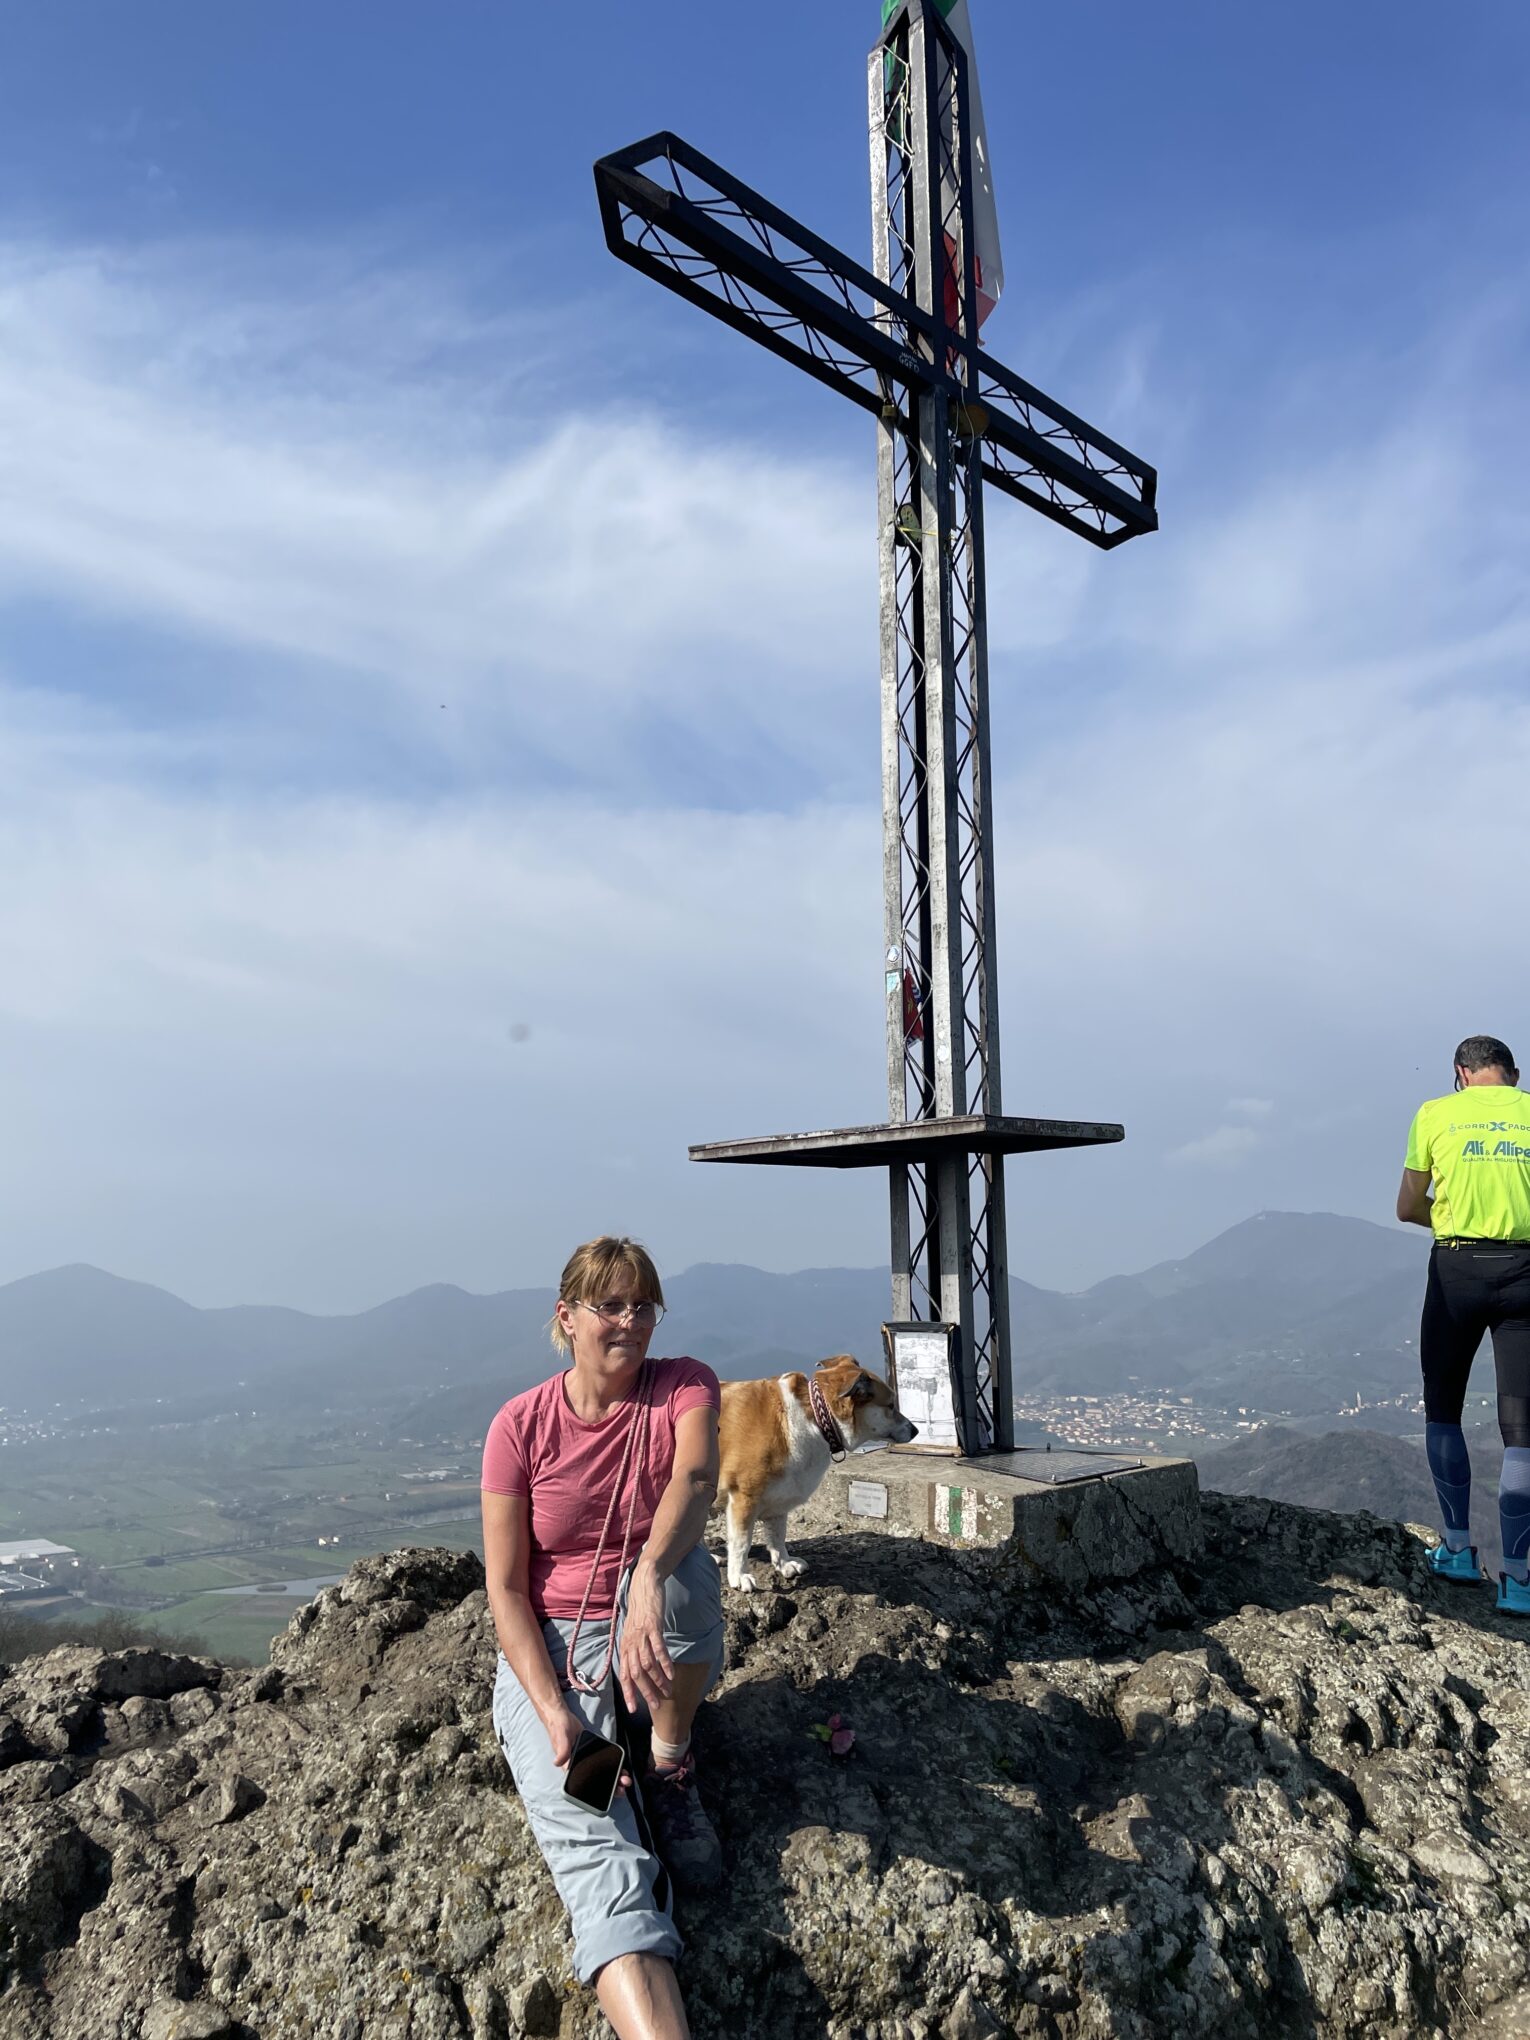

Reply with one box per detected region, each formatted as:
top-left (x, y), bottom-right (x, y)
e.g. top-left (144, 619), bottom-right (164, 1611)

top-left (0, 1209), bottom-right (1431, 1418)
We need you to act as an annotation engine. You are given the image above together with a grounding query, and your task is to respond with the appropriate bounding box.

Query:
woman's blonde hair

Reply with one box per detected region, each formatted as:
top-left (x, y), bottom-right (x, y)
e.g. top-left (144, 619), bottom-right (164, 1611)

top-left (549, 1236), bottom-right (666, 1355)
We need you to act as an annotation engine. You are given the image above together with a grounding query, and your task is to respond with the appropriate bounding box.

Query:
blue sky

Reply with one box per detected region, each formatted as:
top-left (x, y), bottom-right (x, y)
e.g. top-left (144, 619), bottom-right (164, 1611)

top-left (0, 3), bottom-right (1527, 1312)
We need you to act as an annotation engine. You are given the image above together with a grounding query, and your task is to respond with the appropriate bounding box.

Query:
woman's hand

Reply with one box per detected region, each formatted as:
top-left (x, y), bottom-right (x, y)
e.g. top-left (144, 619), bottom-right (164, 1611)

top-left (540, 1702), bottom-right (583, 1772)
top-left (540, 1701), bottom-right (633, 1798)
top-left (619, 1558), bottom-right (675, 1716)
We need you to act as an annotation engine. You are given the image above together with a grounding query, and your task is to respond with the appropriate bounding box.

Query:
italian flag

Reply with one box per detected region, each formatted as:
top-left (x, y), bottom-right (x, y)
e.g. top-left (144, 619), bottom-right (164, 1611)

top-left (882, 0), bottom-right (1005, 331)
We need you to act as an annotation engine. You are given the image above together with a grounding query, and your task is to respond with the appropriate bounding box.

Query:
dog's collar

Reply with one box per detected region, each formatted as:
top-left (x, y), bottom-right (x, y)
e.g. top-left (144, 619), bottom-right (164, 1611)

top-left (808, 1372), bottom-right (849, 1462)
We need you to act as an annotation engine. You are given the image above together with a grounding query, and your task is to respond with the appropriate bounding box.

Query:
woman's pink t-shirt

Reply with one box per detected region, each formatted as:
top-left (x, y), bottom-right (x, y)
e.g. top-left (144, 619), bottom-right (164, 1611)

top-left (481, 1357), bottom-right (720, 1621)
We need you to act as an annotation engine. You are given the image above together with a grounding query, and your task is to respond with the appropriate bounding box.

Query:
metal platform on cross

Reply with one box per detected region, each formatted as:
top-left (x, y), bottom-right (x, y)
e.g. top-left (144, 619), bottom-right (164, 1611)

top-left (594, 0), bottom-right (1158, 1456)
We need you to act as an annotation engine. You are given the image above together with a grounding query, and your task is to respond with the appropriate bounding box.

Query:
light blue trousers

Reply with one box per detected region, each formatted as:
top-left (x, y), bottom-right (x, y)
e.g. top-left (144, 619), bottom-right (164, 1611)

top-left (490, 1544), bottom-right (724, 1985)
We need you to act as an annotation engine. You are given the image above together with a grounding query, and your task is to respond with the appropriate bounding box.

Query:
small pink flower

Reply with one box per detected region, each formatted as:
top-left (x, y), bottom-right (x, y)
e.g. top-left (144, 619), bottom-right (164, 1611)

top-left (808, 1712), bottom-right (857, 1756)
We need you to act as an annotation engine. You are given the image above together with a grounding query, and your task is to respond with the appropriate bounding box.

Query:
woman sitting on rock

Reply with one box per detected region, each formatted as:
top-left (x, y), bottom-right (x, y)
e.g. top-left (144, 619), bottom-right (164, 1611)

top-left (481, 1235), bottom-right (724, 2040)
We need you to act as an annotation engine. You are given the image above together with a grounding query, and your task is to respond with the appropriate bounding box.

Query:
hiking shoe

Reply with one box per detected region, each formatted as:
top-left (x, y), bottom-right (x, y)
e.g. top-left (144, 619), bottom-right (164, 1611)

top-left (1427, 1543), bottom-right (1483, 1583)
top-left (643, 1753), bottom-right (721, 1892)
top-left (1496, 1573), bottom-right (1530, 1616)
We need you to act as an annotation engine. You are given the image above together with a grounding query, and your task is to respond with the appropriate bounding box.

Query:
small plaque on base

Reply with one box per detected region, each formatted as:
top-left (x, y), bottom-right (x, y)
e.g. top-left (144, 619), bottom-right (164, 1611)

top-left (847, 1479), bottom-right (889, 1519)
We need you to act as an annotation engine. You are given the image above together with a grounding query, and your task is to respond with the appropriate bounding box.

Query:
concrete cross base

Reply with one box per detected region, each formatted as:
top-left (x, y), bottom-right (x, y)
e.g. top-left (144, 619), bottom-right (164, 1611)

top-left (792, 1447), bottom-right (1203, 1596)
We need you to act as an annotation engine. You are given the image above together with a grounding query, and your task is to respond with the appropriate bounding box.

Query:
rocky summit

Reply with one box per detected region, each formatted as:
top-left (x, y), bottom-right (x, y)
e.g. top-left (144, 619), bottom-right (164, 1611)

top-left (4, 1496), bottom-right (1530, 2039)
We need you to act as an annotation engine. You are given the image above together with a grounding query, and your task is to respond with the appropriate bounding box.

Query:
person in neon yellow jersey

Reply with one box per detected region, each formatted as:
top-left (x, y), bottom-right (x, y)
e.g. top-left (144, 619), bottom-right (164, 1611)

top-left (1398, 1035), bottom-right (1530, 1613)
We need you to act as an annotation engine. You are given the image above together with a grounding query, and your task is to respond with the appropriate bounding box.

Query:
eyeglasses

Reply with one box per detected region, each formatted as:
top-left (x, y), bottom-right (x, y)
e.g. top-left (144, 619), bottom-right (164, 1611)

top-left (578, 1298), bottom-right (665, 1328)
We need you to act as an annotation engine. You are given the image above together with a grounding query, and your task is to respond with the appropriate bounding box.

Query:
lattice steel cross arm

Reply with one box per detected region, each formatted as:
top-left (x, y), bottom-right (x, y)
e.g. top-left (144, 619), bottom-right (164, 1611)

top-left (591, 134), bottom-right (1156, 549)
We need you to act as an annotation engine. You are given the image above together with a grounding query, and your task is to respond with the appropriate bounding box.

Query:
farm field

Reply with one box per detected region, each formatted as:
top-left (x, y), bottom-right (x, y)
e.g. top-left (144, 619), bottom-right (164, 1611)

top-left (160, 1594), bottom-right (309, 1665)
top-left (14, 1524), bottom-right (487, 1663)
top-left (160, 1522), bottom-right (487, 1662)
top-left (0, 1411), bottom-right (488, 1659)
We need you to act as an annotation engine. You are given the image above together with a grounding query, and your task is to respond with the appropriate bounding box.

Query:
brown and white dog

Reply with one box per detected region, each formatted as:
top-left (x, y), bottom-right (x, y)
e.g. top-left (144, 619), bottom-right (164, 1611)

top-left (715, 1355), bottom-right (919, 1591)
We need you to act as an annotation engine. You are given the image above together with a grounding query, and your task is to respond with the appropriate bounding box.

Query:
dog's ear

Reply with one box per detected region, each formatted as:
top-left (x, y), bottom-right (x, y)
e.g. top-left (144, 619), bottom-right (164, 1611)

top-left (848, 1374), bottom-right (877, 1404)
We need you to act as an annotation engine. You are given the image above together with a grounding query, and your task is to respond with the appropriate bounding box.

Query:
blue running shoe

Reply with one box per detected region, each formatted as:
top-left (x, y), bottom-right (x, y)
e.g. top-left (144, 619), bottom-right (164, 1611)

top-left (1496, 1573), bottom-right (1530, 1616)
top-left (1427, 1543), bottom-right (1483, 1583)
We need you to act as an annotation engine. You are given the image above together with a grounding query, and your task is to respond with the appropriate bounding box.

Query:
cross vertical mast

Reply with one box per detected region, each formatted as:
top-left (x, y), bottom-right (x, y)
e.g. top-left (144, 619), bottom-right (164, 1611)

top-left (874, 3), bottom-right (1010, 1448)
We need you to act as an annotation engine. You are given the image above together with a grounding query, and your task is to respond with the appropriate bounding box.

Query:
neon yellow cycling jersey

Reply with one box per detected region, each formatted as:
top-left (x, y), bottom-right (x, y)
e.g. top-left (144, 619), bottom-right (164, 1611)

top-left (1406, 1086), bottom-right (1530, 1241)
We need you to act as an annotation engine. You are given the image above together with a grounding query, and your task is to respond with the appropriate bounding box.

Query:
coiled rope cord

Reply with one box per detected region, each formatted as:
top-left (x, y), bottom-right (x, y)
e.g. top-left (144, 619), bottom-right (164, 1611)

top-left (563, 1358), bottom-right (653, 1697)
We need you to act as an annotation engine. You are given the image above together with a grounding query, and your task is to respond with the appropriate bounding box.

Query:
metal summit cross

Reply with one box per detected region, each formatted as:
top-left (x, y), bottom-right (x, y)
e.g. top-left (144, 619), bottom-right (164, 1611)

top-left (594, 0), bottom-right (1157, 1456)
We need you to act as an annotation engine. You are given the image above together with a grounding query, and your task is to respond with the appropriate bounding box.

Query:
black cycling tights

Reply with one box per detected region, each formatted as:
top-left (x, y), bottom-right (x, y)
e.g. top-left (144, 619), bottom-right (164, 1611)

top-left (1421, 1244), bottom-right (1530, 1446)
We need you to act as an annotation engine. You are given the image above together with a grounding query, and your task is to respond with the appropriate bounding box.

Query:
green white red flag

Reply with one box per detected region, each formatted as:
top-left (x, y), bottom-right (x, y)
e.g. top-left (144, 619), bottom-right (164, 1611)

top-left (881, 0), bottom-right (1005, 329)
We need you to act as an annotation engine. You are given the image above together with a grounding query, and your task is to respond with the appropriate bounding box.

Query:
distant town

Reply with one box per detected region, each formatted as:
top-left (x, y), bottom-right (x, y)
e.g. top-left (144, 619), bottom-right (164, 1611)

top-left (1016, 1387), bottom-right (1432, 1454)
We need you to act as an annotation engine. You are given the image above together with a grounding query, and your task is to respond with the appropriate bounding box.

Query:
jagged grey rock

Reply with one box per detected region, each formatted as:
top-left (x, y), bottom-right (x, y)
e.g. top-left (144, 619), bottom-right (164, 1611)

top-left (3, 1497), bottom-right (1530, 2036)
top-left (139, 2002), bottom-right (236, 2040)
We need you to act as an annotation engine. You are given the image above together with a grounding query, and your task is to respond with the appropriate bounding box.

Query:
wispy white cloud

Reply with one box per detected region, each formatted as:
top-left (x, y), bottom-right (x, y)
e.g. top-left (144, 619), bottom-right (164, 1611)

top-left (1164, 1097), bottom-right (1276, 1167)
top-left (1166, 1124), bottom-right (1263, 1169)
top-left (0, 239), bottom-right (877, 781)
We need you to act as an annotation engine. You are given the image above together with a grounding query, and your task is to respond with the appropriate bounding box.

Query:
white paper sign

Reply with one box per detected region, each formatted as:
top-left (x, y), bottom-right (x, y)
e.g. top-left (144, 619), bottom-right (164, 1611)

top-left (847, 1480), bottom-right (889, 1519)
top-left (891, 1327), bottom-right (959, 1449)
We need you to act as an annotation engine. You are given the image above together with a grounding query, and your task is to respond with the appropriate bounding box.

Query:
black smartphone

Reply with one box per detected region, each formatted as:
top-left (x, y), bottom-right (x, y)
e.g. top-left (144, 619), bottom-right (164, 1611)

top-left (562, 1727), bottom-right (626, 1815)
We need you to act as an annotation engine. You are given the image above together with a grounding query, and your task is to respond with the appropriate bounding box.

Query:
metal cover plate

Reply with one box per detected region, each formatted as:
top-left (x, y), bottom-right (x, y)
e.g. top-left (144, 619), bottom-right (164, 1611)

top-left (956, 1449), bottom-right (1144, 1485)
top-left (688, 1113), bottom-right (1124, 1170)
